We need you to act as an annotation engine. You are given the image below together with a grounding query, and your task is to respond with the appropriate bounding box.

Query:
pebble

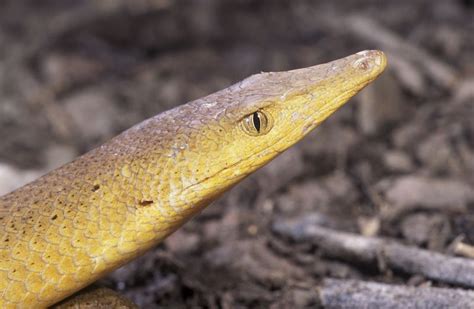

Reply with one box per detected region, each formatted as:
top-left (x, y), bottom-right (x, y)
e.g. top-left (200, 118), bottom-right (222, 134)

top-left (383, 150), bottom-right (414, 173)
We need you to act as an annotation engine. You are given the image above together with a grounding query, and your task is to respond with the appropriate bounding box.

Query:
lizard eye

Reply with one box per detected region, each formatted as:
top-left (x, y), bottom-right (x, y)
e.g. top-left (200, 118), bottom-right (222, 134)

top-left (241, 111), bottom-right (273, 136)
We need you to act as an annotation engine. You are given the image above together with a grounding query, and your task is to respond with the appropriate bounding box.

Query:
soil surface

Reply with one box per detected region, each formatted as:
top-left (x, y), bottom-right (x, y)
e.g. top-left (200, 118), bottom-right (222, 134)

top-left (0, 0), bottom-right (473, 308)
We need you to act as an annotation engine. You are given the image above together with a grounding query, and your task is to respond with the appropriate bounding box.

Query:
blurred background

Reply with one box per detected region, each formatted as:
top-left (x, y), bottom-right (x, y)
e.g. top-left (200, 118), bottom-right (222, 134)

top-left (0, 0), bottom-right (473, 307)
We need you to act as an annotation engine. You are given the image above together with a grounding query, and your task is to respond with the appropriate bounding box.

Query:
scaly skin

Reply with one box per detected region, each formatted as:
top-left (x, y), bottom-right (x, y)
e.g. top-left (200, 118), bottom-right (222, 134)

top-left (0, 50), bottom-right (386, 308)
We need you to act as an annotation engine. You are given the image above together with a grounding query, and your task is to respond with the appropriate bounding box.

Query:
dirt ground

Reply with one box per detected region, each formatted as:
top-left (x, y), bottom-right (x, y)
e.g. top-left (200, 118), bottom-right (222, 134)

top-left (0, 0), bottom-right (473, 308)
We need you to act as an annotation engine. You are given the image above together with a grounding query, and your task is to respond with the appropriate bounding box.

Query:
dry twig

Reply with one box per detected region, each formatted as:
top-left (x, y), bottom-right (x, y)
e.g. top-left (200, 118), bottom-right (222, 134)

top-left (318, 279), bottom-right (474, 309)
top-left (273, 217), bottom-right (474, 288)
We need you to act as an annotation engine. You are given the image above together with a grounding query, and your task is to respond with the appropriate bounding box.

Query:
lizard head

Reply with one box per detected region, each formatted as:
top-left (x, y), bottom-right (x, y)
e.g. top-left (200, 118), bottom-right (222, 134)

top-left (174, 50), bottom-right (387, 203)
top-left (127, 50), bottom-right (386, 215)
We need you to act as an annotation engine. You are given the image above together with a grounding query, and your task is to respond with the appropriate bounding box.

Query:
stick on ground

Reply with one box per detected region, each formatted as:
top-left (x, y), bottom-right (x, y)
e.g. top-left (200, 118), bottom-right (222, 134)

top-left (318, 279), bottom-right (474, 309)
top-left (273, 216), bottom-right (474, 288)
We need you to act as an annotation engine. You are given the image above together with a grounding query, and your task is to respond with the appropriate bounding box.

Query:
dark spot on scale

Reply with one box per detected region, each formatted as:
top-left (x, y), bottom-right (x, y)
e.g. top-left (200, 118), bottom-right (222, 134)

top-left (139, 200), bottom-right (154, 207)
top-left (51, 215), bottom-right (58, 220)
top-left (92, 184), bottom-right (100, 192)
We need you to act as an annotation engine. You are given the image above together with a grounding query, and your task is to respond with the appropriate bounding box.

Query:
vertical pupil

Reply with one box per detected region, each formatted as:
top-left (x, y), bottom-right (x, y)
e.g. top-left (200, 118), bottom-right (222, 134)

top-left (253, 112), bottom-right (261, 132)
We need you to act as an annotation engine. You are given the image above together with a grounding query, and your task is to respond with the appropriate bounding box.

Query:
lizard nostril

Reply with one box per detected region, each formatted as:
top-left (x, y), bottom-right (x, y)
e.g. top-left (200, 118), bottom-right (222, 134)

top-left (353, 57), bottom-right (373, 71)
